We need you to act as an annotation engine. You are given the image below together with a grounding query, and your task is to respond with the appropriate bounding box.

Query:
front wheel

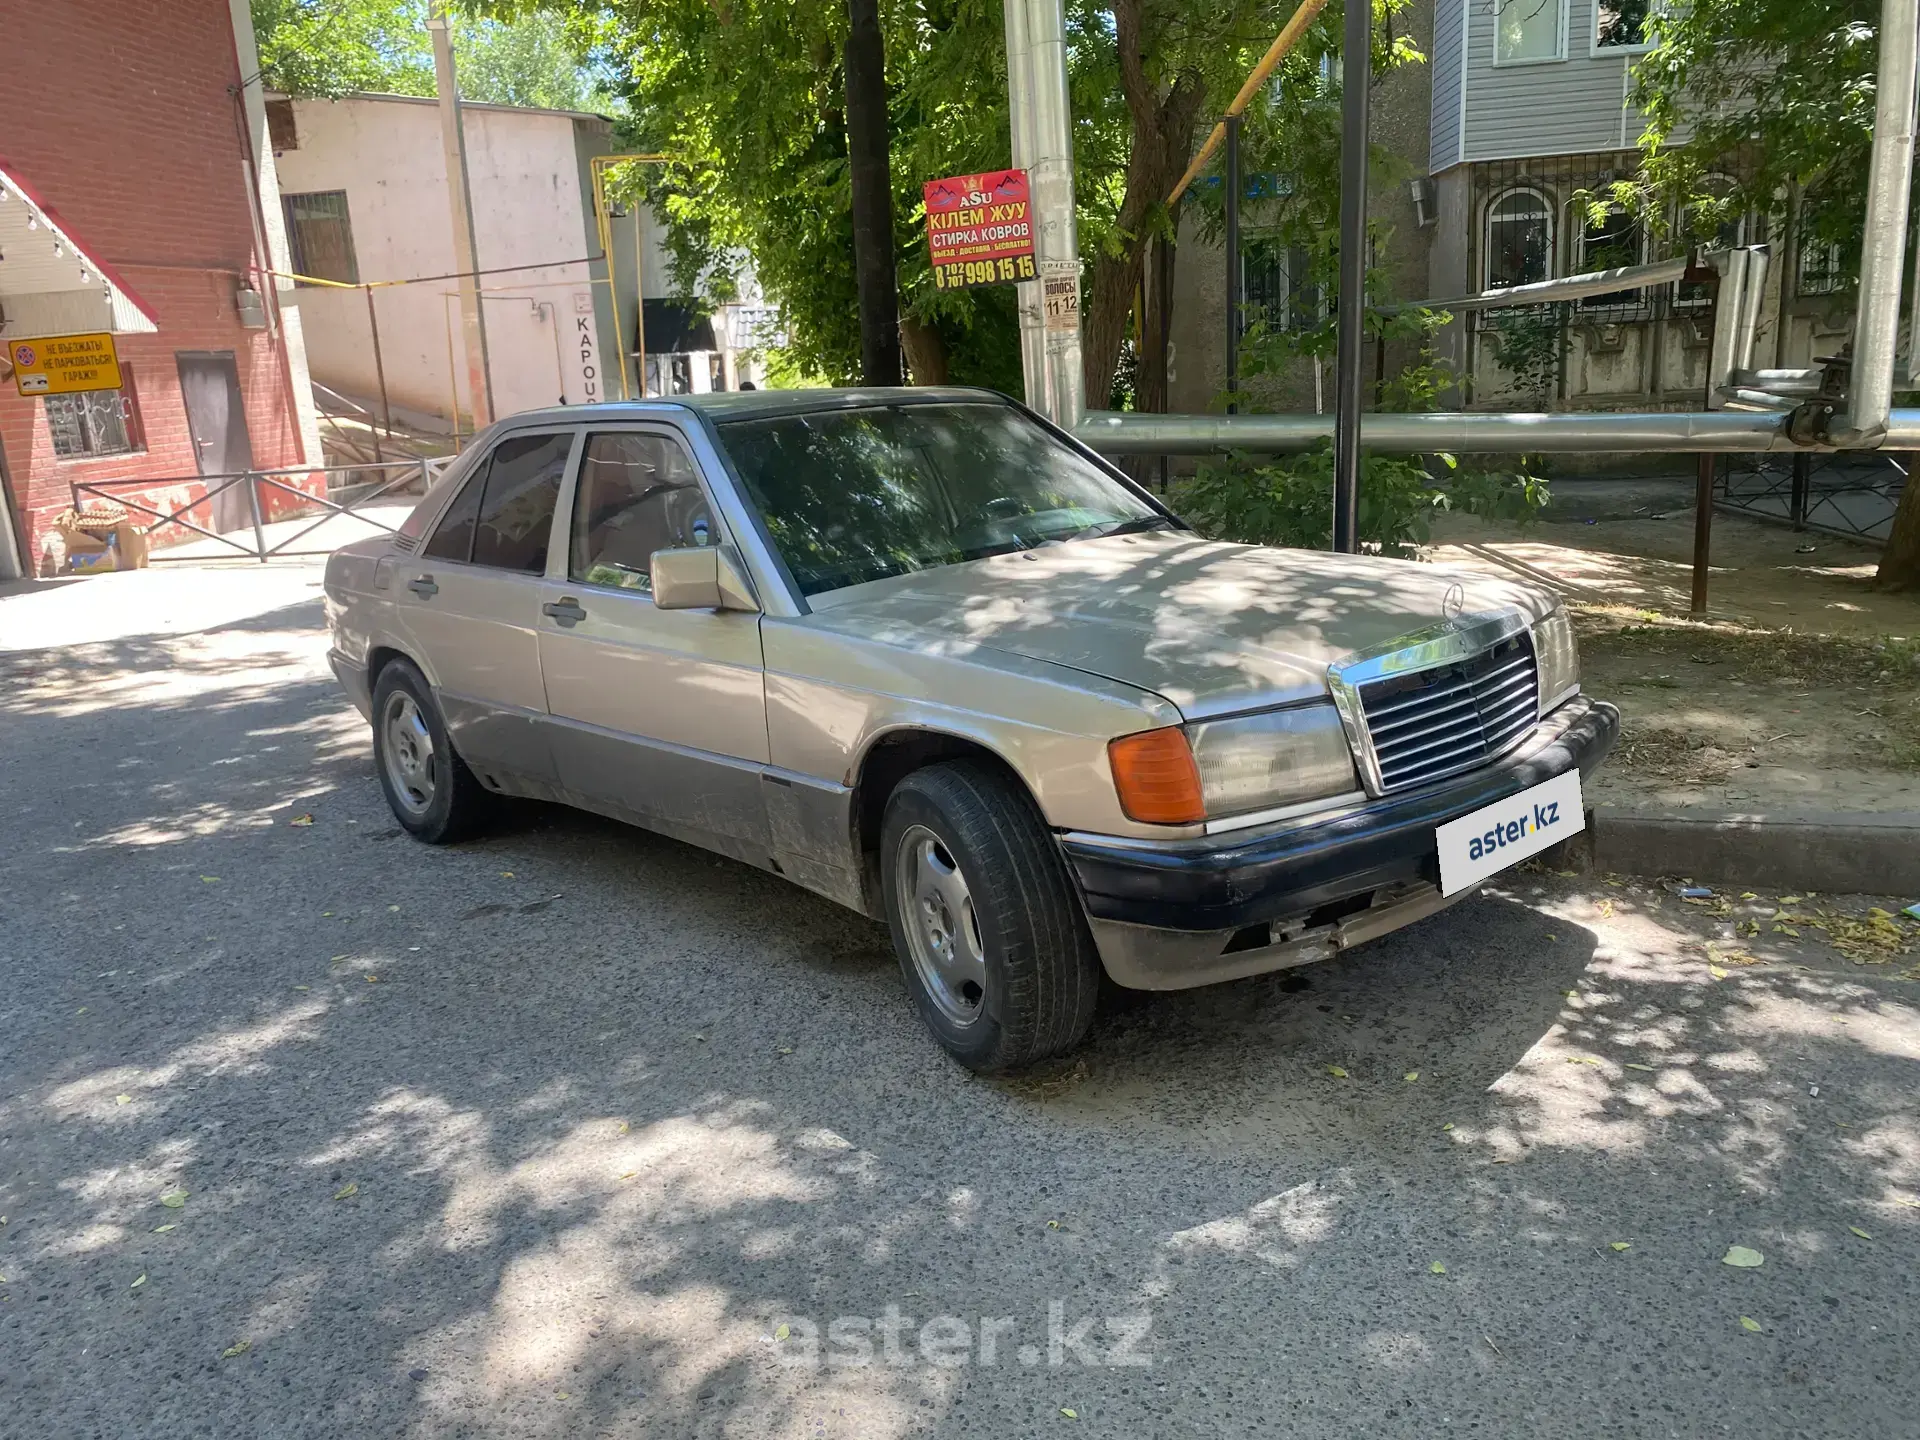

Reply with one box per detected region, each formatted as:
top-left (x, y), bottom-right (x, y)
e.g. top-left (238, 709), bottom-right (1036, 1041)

top-left (879, 760), bottom-right (1100, 1072)
top-left (370, 658), bottom-right (489, 844)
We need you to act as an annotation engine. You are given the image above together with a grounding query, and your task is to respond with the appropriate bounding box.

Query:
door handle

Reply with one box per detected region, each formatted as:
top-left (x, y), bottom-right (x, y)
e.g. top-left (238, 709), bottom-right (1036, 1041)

top-left (542, 597), bottom-right (587, 627)
top-left (407, 575), bottom-right (439, 599)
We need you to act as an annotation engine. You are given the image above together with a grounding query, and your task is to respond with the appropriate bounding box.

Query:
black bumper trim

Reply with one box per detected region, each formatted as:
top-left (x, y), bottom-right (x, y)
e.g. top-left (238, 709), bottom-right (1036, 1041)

top-left (1062, 697), bottom-right (1619, 932)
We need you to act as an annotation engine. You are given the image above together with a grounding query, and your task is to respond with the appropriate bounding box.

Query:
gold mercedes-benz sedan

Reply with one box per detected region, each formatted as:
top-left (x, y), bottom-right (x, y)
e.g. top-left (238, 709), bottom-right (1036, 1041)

top-left (325, 388), bottom-right (1617, 1072)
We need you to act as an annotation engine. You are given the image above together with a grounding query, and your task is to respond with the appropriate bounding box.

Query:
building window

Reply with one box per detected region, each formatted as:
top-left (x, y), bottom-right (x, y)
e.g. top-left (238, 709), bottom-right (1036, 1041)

top-left (282, 190), bottom-right (359, 285)
top-left (1242, 237), bottom-right (1324, 332)
top-left (45, 369), bottom-right (142, 459)
top-left (1799, 241), bottom-right (1847, 296)
top-left (1574, 203), bottom-right (1643, 307)
top-left (1485, 189), bottom-right (1554, 290)
top-left (1676, 178), bottom-right (1749, 306)
top-left (1495, 0), bottom-right (1565, 63)
top-left (1595, 0), bottom-right (1655, 49)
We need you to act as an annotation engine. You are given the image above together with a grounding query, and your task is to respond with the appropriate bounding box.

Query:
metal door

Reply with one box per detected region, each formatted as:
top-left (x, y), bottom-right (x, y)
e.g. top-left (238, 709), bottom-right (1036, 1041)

top-left (538, 425), bottom-right (770, 851)
top-left (395, 429), bottom-right (577, 788)
top-left (175, 352), bottom-right (255, 534)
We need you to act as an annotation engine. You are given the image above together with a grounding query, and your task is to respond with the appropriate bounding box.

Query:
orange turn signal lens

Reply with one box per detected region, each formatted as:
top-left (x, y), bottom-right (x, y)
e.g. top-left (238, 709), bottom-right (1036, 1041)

top-left (1108, 727), bottom-right (1206, 825)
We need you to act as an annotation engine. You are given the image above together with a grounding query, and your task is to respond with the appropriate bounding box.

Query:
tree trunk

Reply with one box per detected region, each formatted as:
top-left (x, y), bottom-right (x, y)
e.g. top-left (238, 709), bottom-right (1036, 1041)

top-left (1136, 228), bottom-right (1177, 414)
top-left (844, 0), bottom-right (902, 386)
top-left (1877, 455), bottom-right (1920, 590)
top-left (1081, 0), bottom-right (1204, 407)
top-left (899, 313), bottom-right (949, 384)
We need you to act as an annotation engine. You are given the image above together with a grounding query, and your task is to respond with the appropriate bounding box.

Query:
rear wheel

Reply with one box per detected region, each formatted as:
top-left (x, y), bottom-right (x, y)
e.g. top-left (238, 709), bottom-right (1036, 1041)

top-left (371, 658), bottom-right (488, 844)
top-left (880, 760), bottom-right (1100, 1072)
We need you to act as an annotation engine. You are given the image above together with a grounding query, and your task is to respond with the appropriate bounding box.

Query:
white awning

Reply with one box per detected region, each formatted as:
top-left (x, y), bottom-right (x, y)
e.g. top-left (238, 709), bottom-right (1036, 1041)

top-left (0, 163), bottom-right (158, 340)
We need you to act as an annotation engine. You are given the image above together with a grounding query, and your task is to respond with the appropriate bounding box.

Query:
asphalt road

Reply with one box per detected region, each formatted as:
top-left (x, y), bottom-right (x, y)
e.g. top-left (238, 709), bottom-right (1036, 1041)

top-left (2, 568), bottom-right (1917, 1439)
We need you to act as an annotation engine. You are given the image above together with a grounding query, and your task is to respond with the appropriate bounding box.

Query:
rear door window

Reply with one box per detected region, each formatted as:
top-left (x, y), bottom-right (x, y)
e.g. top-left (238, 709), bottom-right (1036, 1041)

top-left (568, 431), bottom-right (718, 592)
top-left (421, 465), bottom-right (484, 561)
top-left (471, 432), bottom-right (572, 573)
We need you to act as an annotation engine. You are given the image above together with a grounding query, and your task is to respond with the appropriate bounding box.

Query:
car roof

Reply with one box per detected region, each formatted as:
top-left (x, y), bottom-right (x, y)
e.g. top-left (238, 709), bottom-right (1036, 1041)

top-left (491, 386), bottom-right (1015, 431)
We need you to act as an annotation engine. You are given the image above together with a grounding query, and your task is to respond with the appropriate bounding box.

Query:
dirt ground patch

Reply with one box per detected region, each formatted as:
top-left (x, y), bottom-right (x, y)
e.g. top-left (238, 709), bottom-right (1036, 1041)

top-left (1431, 489), bottom-right (1920, 814)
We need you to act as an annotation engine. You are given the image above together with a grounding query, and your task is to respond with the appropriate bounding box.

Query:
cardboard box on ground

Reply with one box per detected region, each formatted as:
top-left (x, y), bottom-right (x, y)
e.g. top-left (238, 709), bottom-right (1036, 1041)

top-left (49, 506), bottom-right (150, 573)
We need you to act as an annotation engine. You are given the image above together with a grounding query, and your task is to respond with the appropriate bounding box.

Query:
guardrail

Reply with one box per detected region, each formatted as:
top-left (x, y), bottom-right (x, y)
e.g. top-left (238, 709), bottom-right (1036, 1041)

top-left (69, 457), bottom-right (448, 563)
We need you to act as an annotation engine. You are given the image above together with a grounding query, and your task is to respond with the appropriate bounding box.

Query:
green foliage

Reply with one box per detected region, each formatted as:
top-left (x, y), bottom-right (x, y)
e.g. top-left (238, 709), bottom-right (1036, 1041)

top-left (494, 0), bottom-right (1424, 392)
top-left (1484, 307), bottom-right (1565, 407)
top-left (252, 1), bottom-right (608, 110)
top-left (1625, 0), bottom-right (1889, 280)
top-left (1174, 448), bottom-right (1451, 556)
top-left (1172, 448), bottom-right (1549, 556)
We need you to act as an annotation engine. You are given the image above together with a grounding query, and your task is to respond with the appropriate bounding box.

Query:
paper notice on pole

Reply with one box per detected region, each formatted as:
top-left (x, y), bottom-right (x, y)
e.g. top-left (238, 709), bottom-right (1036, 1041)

top-left (1043, 275), bottom-right (1079, 333)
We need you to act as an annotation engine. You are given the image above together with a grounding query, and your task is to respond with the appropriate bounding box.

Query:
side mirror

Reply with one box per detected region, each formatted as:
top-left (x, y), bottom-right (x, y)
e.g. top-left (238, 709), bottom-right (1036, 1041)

top-left (651, 545), bottom-right (760, 612)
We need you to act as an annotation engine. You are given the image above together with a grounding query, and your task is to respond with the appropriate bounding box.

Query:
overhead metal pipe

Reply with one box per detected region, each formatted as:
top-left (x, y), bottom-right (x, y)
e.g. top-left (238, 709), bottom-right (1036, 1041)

top-left (1835, 0), bottom-right (1920, 445)
top-left (1077, 407), bottom-right (1920, 454)
top-left (1397, 255), bottom-right (1693, 314)
top-left (1331, 0), bottom-right (1370, 553)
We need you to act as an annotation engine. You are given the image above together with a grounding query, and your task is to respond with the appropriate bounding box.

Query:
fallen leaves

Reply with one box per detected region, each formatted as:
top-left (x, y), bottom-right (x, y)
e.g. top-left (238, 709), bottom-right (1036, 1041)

top-left (1740, 1316), bottom-right (1763, 1333)
top-left (774, 1323), bottom-right (790, 1341)
top-left (1566, 1056), bottom-right (1603, 1067)
top-left (1722, 1245), bottom-right (1765, 1268)
top-left (221, 1339), bottom-right (251, 1360)
top-left (1325, 1065), bottom-right (1348, 1078)
top-left (114, 1094), bottom-right (131, 1106)
top-left (1623, 1062), bottom-right (1657, 1072)
top-left (1610, 1242), bottom-right (1632, 1252)
top-left (288, 814), bottom-right (314, 827)
top-left (152, 1224), bottom-right (176, 1234)
top-left (1849, 1226), bottom-right (1873, 1240)
top-left (130, 1274), bottom-right (146, 1289)
top-left (1430, 1261), bottom-right (1447, 1275)
top-left (1061, 1408), bottom-right (1079, 1420)
top-left (1404, 1071), bottom-right (1419, 1083)
top-left (158, 1188), bottom-right (188, 1210)
top-left (332, 1182), bottom-right (358, 1201)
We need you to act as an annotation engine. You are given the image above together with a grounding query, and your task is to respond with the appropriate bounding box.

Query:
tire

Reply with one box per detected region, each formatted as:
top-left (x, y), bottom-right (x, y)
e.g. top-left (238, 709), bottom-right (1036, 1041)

top-left (370, 657), bottom-right (489, 844)
top-left (879, 760), bottom-right (1101, 1072)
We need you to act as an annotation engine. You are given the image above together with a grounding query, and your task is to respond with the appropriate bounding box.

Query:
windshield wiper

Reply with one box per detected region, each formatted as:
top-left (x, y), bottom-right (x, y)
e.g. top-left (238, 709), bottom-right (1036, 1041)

top-left (1066, 514), bottom-right (1181, 543)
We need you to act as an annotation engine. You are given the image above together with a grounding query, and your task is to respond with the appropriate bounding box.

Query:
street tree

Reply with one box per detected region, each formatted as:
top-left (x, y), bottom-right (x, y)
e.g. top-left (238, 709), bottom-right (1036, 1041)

top-left (252, 0), bottom-right (608, 111)
top-left (507, 0), bottom-right (1412, 404)
top-left (1624, 0), bottom-right (1920, 590)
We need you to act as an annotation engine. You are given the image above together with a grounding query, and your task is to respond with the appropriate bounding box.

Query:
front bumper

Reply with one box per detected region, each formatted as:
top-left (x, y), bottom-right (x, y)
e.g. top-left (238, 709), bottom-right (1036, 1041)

top-left (1062, 694), bottom-right (1618, 989)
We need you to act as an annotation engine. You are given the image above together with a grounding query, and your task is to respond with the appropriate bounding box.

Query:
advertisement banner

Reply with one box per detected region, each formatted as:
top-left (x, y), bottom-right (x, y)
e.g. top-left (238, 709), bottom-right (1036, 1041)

top-left (923, 169), bottom-right (1036, 291)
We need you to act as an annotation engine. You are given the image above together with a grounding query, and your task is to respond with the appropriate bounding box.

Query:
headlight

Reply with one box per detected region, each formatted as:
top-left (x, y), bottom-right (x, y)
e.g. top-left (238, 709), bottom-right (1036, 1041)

top-left (1186, 703), bottom-right (1359, 819)
top-left (1532, 606), bottom-right (1580, 711)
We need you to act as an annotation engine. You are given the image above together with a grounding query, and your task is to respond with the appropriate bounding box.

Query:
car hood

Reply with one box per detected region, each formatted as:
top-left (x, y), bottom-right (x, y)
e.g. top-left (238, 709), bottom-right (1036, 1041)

top-left (801, 532), bottom-right (1555, 718)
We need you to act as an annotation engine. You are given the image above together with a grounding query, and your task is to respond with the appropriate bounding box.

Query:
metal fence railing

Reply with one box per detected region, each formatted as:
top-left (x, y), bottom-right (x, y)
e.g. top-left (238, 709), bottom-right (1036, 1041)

top-left (69, 457), bottom-right (449, 563)
top-left (1715, 451), bottom-right (1907, 543)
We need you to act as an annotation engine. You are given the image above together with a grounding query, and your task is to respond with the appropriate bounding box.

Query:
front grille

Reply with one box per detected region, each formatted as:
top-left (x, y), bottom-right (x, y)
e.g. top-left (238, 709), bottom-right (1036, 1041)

top-left (1358, 632), bottom-right (1538, 792)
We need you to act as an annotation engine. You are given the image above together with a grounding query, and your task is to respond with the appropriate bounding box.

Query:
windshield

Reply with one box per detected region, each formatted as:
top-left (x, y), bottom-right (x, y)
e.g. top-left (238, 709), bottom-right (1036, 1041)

top-left (715, 402), bottom-right (1170, 596)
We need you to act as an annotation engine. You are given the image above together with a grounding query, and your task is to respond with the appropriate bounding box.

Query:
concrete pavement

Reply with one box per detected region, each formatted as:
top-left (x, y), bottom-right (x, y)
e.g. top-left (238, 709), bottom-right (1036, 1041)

top-left (1, 569), bottom-right (1917, 1438)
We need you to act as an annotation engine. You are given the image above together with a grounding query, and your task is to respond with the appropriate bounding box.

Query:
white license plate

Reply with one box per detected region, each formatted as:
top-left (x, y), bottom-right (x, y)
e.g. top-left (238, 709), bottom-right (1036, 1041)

top-left (1435, 770), bottom-right (1585, 895)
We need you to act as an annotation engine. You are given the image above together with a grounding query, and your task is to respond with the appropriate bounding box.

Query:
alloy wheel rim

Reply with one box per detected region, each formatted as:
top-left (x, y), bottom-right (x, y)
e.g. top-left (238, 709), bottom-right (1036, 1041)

top-left (896, 824), bottom-right (987, 1026)
top-left (381, 691), bottom-right (437, 816)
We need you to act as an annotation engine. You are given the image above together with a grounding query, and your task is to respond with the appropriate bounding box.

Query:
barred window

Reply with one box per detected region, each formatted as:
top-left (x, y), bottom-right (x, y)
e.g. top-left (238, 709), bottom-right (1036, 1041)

top-left (46, 372), bottom-right (141, 459)
top-left (1485, 190), bottom-right (1554, 290)
top-left (282, 190), bottom-right (360, 285)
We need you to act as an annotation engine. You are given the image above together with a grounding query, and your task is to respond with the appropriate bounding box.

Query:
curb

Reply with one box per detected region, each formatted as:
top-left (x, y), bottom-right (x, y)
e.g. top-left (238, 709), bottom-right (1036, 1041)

top-left (1566, 807), bottom-right (1920, 895)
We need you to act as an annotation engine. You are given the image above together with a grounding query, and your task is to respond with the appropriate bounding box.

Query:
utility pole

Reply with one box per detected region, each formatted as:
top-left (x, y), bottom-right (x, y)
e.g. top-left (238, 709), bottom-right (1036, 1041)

top-left (1004, 0), bottom-right (1085, 429)
top-left (844, 0), bottom-right (903, 386)
top-left (1331, 0), bottom-right (1370, 553)
top-left (428, 1), bottom-right (494, 429)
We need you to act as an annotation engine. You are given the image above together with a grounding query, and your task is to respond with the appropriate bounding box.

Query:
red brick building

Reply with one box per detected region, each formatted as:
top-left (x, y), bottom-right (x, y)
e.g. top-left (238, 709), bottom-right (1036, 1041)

top-left (0, 0), bottom-right (322, 578)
